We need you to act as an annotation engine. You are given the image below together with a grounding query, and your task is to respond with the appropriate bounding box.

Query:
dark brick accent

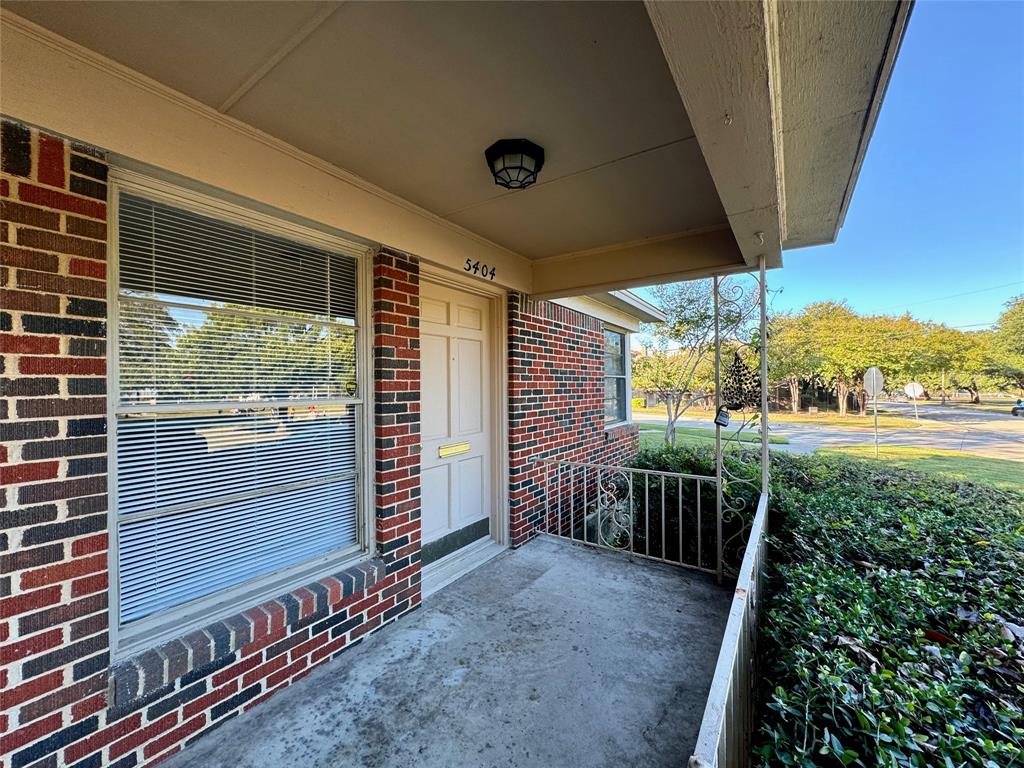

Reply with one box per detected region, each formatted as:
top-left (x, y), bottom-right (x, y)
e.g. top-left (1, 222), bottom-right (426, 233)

top-left (70, 175), bottom-right (106, 201)
top-left (20, 513), bottom-right (107, 546)
top-left (17, 476), bottom-right (106, 505)
top-left (0, 543), bottom-right (65, 574)
top-left (21, 314), bottom-right (105, 338)
top-left (67, 456), bottom-right (107, 477)
top-left (22, 436), bottom-right (107, 460)
top-left (145, 680), bottom-right (207, 721)
top-left (2, 377), bottom-right (60, 397)
top-left (66, 297), bottom-right (106, 318)
top-left (2, 119), bottom-right (31, 177)
top-left (21, 634), bottom-right (108, 678)
top-left (10, 716), bottom-right (100, 768)
top-left (67, 418), bottom-right (107, 438)
top-left (209, 685), bottom-right (261, 721)
top-left (0, 419), bottom-right (60, 442)
top-left (69, 338), bottom-right (105, 357)
top-left (0, 504), bottom-right (59, 529)
top-left (19, 593), bottom-right (107, 639)
top-left (70, 154), bottom-right (108, 182)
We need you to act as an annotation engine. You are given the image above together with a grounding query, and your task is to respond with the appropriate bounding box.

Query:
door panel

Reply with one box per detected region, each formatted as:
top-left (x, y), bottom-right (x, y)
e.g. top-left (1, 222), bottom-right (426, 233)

top-left (420, 464), bottom-right (451, 543)
top-left (456, 338), bottom-right (483, 434)
top-left (420, 334), bottom-right (450, 440)
top-left (420, 281), bottom-right (493, 547)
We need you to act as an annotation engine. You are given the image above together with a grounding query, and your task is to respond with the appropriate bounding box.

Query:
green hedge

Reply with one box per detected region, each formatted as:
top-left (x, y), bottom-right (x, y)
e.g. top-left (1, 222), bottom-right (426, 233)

top-left (761, 453), bottom-right (1023, 767)
top-left (629, 446), bottom-right (1023, 767)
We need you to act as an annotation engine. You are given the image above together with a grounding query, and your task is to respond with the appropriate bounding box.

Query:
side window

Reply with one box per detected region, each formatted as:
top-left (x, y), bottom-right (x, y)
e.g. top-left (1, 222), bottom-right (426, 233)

top-left (603, 328), bottom-right (628, 423)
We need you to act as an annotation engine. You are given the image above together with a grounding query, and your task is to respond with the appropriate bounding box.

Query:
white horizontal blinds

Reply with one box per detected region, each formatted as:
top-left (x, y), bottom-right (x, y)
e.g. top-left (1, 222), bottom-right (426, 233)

top-left (116, 409), bottom-right (357, 518)
top-left (116, 190), bottom-right (362, 625)
top-left (117, 300), bottom-right (356, 404)
top-left (118, 193), bottom-right (357, 323)
top-left (119, 479), bottom-right (357, 622)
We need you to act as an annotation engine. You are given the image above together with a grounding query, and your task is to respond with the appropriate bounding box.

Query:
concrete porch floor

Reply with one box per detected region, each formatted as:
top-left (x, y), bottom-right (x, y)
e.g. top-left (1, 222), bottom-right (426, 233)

top-left (162, 536), bottom-right (731, 768)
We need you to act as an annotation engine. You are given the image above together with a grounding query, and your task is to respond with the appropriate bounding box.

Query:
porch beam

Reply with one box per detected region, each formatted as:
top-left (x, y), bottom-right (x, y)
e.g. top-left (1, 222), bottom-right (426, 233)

top-left (530, 227), bottom-right (745, 300)
top-left (644, 0), bottom-right (784, 269)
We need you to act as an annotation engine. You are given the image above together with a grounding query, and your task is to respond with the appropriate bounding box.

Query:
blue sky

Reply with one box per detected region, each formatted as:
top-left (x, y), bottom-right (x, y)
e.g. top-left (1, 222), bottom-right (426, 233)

top-left (642, 0), bottom-right (1024, 331)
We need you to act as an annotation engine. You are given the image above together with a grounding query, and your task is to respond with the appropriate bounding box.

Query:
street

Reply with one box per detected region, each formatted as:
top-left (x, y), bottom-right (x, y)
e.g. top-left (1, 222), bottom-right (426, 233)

top-left (634, 402), bottom-right (1024, 462)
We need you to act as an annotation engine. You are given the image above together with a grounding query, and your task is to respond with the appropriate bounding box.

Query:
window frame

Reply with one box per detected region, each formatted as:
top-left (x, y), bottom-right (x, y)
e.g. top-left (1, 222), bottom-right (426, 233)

top-left (602, 325), bottom-right (631, 427)
top-left (107, 170), bottom-right (376, 659)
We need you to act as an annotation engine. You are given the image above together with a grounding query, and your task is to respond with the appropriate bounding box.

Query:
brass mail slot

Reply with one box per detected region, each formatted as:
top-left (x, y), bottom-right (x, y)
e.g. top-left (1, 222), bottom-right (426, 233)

top-left (438, 441), bottom-right (471, 458)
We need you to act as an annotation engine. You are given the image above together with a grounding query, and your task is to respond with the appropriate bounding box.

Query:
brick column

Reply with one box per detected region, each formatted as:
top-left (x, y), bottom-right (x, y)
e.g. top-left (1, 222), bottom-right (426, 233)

top-left (1, 119), bottom-right (112, 763)
top-left (371, 250), bottom-right (421, 615)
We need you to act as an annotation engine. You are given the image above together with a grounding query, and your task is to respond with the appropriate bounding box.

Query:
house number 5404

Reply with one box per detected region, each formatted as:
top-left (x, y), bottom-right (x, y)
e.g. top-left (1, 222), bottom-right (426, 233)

top-left (464, 259), bottom-right (497, 281)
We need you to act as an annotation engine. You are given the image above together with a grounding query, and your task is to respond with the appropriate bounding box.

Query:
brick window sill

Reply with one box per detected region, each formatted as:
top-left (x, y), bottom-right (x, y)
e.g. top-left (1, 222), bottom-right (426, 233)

top-left (109, 557), bottom-right (386, 712)
top-left (603, 422), bottom-right (638, 440)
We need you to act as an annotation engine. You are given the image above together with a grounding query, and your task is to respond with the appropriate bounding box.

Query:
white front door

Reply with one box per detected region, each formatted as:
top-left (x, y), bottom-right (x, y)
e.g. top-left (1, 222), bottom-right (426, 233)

top-left (420, 281), bottom-right (493, 550)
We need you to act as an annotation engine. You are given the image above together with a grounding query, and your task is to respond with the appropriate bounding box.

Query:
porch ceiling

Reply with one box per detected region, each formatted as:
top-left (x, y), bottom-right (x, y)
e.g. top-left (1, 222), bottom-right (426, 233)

top-left (4, 0), bottom-right (727, 261)
top-left (2, 1), bottom-right (910, 298)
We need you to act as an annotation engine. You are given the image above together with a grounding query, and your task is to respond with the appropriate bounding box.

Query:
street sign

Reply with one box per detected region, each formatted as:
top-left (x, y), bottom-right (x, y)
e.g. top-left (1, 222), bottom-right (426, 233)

top-left (864, 367), bottom-right (885, 397)
top-left (865, 367), bottom-right (884, 458)
top-left (904, 382), bottom-right (924, 399)
top-left (905, 381), bottom-right (925, 419)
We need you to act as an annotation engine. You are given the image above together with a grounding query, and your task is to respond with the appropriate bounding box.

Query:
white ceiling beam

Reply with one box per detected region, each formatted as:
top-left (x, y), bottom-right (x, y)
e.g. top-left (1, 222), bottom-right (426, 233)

top-left (645, 0), bottom-right (784, 269)
top-left (217, 4), bottom-right (341, 113)
top-left (530, 227), bottom-right (747, 300)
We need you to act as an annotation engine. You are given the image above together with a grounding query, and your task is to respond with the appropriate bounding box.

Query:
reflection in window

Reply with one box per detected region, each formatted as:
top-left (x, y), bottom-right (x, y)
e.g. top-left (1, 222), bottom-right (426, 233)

top-left (115, 191), bottom-right (362, 626)
top-left (603, 329), bottom-right (628, 423)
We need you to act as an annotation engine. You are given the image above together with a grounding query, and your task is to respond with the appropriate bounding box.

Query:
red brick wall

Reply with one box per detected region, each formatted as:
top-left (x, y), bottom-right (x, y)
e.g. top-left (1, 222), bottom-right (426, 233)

top-left (370, 249), bottom-right (422, 607)
top-left (1, 119), bottom-right (422, 768)
top-left (507, 293), bottom-right (639, 546)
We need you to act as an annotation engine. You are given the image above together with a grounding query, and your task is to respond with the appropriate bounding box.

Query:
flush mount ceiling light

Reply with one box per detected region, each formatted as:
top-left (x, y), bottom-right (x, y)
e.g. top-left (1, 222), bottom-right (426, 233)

top-left (484, 138), bottom-right (545, 190)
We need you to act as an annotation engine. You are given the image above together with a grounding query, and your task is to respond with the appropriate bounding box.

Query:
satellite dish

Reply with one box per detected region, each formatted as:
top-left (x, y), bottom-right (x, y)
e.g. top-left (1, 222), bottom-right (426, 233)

top-left (864, 367), bottom-right (885, 397)
top-left (904, 382), bottom-right (925, 399)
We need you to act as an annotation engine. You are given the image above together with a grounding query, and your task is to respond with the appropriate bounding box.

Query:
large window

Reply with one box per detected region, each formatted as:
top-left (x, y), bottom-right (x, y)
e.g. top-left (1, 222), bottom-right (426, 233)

top-left (113, 188), bottom-right (364, 637)
top-left (603, 328), bottom-right (628, 423)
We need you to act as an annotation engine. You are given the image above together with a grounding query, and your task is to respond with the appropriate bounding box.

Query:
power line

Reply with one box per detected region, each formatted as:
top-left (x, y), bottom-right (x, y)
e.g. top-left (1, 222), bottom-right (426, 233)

top-left (866, 280), bottom-right (1024, 314)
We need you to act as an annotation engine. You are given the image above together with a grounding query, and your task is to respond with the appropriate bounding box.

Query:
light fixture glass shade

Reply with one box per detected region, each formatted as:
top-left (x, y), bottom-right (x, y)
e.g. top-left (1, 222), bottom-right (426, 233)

top-left (484, 139), bottom-right (545, 190)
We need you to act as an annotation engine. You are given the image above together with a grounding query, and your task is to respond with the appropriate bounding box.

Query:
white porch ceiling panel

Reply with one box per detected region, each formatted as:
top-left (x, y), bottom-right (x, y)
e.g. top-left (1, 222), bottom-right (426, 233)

top-left (6, 0), bottom-right (728, 261)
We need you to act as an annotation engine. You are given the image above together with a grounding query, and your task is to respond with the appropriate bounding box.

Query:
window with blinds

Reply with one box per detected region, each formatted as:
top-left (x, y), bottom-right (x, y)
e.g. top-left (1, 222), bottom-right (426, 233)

top-left (114, 191), bottom-right (363, 628)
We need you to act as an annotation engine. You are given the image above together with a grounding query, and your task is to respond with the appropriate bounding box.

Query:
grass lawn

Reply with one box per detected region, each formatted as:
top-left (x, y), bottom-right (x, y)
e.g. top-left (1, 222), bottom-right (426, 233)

top-left (818, 444), bottom-right (1024, 492)
top-left (638, 422), bottom-right (788, 450)
top-left (632, 405), bottom-right (934, 430)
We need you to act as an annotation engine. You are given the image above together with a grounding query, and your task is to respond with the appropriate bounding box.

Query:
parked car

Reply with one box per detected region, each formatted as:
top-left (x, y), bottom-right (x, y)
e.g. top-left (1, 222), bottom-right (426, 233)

top-left (1012, 400), bottom-right (1024, 417)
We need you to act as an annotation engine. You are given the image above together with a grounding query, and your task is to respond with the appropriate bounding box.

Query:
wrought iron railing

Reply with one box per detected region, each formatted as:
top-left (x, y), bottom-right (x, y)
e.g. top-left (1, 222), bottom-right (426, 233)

top-left (532, 456), bottom-right (720, 575)
top-left (688, 490), bottom-right (769, 768)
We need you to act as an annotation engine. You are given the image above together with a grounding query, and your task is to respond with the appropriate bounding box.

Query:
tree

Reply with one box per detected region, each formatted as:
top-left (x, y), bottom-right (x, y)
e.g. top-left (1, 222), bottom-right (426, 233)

top-left (989, 295), bottom-right (1024, 393)
top-left (635, 278), bottom-right (759, 444)
top-left (768, 313), bottom-right (819, 413)
top-left (800, 302), bottom-right (865, 416)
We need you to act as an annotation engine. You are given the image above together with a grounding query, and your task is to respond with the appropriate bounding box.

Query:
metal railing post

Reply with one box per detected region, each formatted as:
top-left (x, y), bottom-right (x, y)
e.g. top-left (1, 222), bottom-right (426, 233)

top-left (759, 255), bottom-right (769, 496)
top-left (714, 276), bottom-right (723, 583)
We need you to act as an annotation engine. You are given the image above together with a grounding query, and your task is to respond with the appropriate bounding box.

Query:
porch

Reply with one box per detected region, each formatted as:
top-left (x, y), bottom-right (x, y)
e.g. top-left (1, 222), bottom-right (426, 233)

top-left (159, 535), bottom-right (730, 768)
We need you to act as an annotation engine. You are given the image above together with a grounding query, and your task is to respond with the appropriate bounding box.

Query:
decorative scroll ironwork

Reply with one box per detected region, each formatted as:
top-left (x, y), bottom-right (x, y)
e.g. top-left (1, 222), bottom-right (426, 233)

top-left (533, 457), bottom-right (719, 575)
top-left (594, 470), bottom-right (633, 549)
top-left (714, 261), bottom-right (769, 580)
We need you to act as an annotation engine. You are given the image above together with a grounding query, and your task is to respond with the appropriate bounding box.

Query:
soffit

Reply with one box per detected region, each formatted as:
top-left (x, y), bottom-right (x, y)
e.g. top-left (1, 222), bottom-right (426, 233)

top-left (778, 0), bottom-right (909, 248)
